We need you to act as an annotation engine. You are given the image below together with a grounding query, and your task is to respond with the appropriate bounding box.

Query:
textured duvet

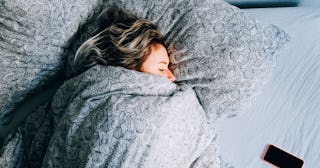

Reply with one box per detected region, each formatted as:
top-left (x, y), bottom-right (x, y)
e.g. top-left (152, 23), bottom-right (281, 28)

top-left (0, 0), bottom-right (289, 167)
top-left (0, 65), bottom-right (225, 168)
top-left (41, 65), bottom-right (218, 167)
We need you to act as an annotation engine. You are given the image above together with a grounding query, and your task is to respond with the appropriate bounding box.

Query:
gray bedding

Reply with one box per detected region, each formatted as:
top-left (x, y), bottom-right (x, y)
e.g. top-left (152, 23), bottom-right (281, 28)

top-left (43, 65), bottom-right (220, 167)
top-left (0, 0), bottom-right (289, 167)
top-left (66, 0), bottom-right (289, 127)
top-left (0, 0), bottom-right (101, 124)
top-left (1, 0), bottom-right (288, 129)
top-left (1, 65), bottom-right (220, 167)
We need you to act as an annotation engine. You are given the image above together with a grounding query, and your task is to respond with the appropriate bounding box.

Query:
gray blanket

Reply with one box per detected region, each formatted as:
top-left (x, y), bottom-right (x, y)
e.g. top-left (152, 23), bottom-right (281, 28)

top-left (39, 65), bottom-right (218, 168)
top-left (1, 0), bottom-right (287, 166)
top-left (0, 0), bottom-right (101, 124)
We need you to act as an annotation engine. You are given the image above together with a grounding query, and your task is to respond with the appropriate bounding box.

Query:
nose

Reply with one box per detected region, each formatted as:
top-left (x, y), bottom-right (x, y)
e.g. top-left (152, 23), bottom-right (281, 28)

top-left (166, 69), bottom-right (176, 82)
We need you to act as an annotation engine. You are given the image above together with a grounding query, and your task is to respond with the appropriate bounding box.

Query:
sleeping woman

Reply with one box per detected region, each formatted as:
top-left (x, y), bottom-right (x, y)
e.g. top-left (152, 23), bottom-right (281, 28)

top-left (73, 7), bottom-right (176, 82)
top-left (41, 7), bottom-right (218, 168)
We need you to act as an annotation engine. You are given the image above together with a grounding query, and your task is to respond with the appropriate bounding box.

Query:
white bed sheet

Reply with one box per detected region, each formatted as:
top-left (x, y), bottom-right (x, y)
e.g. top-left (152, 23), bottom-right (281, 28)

top-left (300, 0), bottom-right (320, 7)
top-left (217, 7), bottom-right (320, 168)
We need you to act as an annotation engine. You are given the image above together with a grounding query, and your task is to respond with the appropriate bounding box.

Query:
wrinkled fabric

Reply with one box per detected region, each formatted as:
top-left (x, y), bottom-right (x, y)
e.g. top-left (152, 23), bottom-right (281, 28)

top-left (0, 0), bottom-right (102, 124)
top-left (0, 101), bottom-right (52, 168)
top-left (0, 0), bottom-right (289, 167)
top-left (65, 0), bottom-right (289, 127)
top-left (40, 65), bottom-right (218, 168)
top-left (0, 130), bottom-right (24, 168)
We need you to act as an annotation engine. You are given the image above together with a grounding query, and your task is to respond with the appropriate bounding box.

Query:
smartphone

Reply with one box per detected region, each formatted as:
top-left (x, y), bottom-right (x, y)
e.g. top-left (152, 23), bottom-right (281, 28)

top-left (262, 144), bottom-right (304, 168)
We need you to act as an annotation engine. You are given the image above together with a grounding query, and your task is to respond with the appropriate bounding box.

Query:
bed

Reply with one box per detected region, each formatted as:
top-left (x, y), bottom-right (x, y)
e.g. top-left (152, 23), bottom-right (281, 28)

top-left (217, 5), bottom-right (320, 168)
top-left (0, 0), bottom-right (319, 167)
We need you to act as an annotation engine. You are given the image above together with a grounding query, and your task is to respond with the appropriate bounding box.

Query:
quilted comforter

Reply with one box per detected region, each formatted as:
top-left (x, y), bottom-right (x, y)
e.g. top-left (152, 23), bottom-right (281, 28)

top-left (1, 65), bottom-right (222, 168)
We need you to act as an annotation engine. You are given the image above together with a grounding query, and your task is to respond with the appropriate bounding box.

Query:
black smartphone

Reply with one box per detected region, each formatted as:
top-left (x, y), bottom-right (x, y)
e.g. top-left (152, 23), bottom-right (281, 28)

top-left (263, 144), bottom-right (304, 168)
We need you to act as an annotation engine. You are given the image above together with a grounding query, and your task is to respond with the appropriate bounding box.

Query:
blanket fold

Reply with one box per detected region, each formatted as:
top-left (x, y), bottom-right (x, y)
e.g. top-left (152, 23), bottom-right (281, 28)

top-left (40, 65), bottom-right (218, 168)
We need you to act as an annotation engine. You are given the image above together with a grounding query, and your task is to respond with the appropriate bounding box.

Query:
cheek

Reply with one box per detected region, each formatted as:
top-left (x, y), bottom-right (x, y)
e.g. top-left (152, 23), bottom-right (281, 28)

top-left (140, 64), bottom-right (158, 74)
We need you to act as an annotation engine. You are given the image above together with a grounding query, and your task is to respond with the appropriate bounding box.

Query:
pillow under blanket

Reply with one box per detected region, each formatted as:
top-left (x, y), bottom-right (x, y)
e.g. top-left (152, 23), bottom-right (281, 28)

top-left (65, 0), bottom-right (289, 128)
top-left (0, 0), bottom-right (101, 124)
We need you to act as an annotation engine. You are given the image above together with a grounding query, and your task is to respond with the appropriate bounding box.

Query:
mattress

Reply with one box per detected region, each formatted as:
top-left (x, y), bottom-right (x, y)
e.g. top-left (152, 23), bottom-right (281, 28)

top-left (217, 7), bottom-right (320, 167)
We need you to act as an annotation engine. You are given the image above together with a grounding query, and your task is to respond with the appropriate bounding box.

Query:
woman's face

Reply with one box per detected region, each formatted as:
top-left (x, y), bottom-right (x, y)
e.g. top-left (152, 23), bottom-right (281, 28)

top-left (140, 43), bottom-right (176, 82)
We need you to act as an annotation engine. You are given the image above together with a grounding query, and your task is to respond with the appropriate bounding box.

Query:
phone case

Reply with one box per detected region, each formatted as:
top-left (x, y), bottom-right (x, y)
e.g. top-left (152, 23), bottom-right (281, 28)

top-left (262, 144), bottom-right (304, 168)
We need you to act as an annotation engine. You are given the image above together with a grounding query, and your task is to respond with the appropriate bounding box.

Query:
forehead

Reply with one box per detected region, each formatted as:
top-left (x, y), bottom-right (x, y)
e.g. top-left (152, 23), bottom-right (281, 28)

top-left (148, 44), bottom-right (169, 62)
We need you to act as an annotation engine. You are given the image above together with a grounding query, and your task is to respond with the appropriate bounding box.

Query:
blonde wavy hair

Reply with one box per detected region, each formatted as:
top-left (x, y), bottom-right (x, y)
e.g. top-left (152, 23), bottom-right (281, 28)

top-left (74, 7), bottom-right (166, 71)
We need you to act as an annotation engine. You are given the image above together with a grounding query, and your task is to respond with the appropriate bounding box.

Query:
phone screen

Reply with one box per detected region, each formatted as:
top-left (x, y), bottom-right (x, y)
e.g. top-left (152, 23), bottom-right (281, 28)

top-left (263, 144), bottom-right (304, 168)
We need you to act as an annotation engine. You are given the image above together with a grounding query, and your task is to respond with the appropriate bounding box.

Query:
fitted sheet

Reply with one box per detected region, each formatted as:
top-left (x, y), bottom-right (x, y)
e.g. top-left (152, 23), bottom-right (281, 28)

top-left (217, 7), bottom-right (320, 168)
